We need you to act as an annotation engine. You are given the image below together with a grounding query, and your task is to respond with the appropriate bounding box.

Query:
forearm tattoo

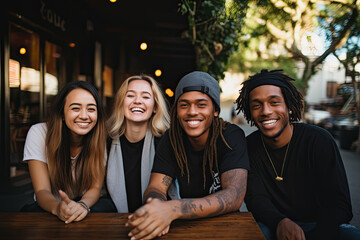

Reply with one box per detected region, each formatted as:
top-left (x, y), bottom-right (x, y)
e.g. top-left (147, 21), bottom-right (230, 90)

top-left (178, 169), bottom-right (246, 218)
top-left (161, 175), bottom-right (172, 187)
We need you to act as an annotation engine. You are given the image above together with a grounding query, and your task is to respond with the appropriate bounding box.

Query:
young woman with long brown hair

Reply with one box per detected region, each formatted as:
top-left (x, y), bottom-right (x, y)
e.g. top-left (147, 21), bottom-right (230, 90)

top-left (22, 81), bottom-right (114, 223)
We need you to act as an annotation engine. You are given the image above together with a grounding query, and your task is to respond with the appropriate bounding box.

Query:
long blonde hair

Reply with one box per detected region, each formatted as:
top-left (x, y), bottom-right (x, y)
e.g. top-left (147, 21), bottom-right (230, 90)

top-left (46, 81), bottom-right (106, 199)
top-left (107, 74), bottom-right (170, 139)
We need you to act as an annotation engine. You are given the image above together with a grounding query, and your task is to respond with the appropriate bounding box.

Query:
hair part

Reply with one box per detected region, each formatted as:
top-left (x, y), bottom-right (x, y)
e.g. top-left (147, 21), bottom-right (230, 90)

top-left (236, 69), bottom-right (303, 126)
top-left (107, 74), bottom-right (170, 140)
top-left (46, 81), bottom-right (106, 199)
top-left (169, 100), bottom-right (231, 188)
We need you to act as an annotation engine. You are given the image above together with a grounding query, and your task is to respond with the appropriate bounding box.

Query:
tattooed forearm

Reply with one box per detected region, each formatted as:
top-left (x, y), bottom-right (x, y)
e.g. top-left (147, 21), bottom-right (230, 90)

top-left (161, 175), bottom-right (172, 187)
top-left (180, 200), bottom-right (200, 218)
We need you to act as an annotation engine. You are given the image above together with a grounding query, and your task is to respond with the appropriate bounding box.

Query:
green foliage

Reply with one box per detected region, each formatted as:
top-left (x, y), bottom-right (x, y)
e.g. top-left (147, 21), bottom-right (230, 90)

top-left (179, 0), bottom-right (249, 81)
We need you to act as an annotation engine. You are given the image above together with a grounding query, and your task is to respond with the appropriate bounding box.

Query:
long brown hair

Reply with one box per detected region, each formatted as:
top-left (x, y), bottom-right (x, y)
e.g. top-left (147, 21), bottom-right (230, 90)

top-left (46, 81), bottom-right (106, 199)
top-left (169, 103), bottom-right (231, 188)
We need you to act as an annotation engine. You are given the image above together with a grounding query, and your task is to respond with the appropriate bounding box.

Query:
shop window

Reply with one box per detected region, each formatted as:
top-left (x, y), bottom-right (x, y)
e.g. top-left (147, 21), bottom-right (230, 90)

top-left (9, 24), bottom-right (40, 177)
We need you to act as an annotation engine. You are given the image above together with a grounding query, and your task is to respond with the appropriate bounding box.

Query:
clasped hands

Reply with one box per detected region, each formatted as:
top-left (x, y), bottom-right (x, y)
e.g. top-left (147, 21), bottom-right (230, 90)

top-left (126, 198), bottom-right (174, 240)
top-left (56, 190), bottom-right (89, 224)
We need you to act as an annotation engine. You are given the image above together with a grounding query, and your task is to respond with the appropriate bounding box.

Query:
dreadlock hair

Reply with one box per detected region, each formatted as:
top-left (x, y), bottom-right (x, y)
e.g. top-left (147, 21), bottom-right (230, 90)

top-left (169, 101), bottom-right (231, 188)
top-left (235, 69), bottom-right (304, 126)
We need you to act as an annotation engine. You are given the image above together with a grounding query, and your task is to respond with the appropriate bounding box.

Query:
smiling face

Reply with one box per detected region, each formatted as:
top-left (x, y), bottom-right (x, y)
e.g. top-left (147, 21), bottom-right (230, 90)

top-left (177, 91), bottom-right (218, 148)
top-left (123, 80), bottom-right (155, 125)
top-left (249, 85), bottom-right (291, 140)
top-left (64, 88), bottom-right (98, 140)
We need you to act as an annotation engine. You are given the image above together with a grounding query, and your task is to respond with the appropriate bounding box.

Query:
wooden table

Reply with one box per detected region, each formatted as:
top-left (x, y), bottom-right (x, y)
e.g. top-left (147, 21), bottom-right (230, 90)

top-left (0, 211), bottom-right (265, 239)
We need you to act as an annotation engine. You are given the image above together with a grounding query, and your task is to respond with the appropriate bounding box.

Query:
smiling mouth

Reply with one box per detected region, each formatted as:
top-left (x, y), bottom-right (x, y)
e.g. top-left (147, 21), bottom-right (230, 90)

top-left (187, 120), bottom-right (201, 126)
top-left (76, 122), bottom-right (91, 126)
top-left (261, 119), bottom-right (277, 126)
top-left (131, 107), bottom-right (144, 113)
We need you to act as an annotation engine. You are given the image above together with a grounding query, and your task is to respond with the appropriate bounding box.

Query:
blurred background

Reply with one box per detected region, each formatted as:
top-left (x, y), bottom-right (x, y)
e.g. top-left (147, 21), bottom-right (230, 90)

top-left (1, 0), bottom-right (359, 227)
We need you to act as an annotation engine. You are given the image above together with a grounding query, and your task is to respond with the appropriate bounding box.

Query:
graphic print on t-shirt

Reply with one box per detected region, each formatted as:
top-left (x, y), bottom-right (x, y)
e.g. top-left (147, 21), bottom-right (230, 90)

top-left (209, 171), bottom-right (221, 194)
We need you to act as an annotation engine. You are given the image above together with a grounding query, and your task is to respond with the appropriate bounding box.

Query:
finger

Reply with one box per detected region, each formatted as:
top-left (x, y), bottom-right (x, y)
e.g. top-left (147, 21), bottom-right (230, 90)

top-left (127, 207), bottom-right (148, 226)
top-left (145, 197), bottom-right (152, 203)
top-left (73, 210), bottom-right (88, 222)
top-left (131, 220), bottom-right (163, 240)
top-left (59, 190), bottom-right (72, 205)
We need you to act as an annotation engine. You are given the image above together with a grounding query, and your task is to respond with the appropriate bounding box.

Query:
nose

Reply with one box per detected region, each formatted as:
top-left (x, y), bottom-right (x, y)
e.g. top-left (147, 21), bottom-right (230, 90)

top-left (188, 104), bottom-right (198, 115)
top-left (134, 94), bottom-right (142, 104)
top-left (261, 103), bottom-right (272, 115)
top-left (79, 108), bottom-right (88, 119)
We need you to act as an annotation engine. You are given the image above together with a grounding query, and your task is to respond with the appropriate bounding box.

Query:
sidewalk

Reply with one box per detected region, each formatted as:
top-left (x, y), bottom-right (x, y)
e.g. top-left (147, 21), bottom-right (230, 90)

top-left (238, 123), bottom-right (360, 228)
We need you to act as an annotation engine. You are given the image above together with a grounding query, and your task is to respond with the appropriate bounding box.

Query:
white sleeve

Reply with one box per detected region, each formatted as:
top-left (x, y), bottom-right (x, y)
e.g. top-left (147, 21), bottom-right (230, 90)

top-left (23, 123), bottom-right (47, 164)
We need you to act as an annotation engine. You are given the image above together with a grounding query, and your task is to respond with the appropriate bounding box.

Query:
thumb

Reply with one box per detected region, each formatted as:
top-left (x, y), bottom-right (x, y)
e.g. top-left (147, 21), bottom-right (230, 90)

top-left (59, 190), bottom-right (72, 204)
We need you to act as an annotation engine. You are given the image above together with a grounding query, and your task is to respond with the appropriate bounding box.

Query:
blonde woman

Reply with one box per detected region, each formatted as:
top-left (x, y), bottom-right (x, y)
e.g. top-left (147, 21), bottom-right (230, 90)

top-left (106, 74), bottom-right (170, 213)
top-left (22, 81), bottom-right (114, 223)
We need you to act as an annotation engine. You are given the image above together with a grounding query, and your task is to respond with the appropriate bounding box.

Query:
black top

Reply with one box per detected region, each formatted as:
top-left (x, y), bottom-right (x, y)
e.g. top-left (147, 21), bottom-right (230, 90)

top-left (245, 123), bottom-right (353, 240)
top-left (152, 123), bottom-right (250, 198)
top-left (120, 135), bottom-right (161, 213)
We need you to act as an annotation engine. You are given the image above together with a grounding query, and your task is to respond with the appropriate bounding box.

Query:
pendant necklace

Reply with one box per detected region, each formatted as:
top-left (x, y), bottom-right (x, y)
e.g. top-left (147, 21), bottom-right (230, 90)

top-left (70, 151), bottom-right (81, 160)
top-left (261, 136), bottom-right (291, 181)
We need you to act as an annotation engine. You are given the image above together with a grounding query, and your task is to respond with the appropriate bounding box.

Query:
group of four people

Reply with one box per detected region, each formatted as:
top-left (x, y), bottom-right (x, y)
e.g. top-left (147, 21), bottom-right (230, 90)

top-left (22, 69), bottom-right (359, 239)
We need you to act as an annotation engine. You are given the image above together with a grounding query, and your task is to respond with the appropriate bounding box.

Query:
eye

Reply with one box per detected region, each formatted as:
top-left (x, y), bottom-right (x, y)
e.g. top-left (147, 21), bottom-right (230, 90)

top-left (198, 102), bottom-right (207, 107)
top-left (250, 103), bottom-right (260, 109)
top-left (143, 95), bottom-right (151, 99)
top-left (71, 107), bottom-right (80, 111)
top-left (126, 94), bottom-right (135, 98)
top-left (178, 103), bottom-right (188, 108)
top-left (88, 107), bottom-right (97, 112)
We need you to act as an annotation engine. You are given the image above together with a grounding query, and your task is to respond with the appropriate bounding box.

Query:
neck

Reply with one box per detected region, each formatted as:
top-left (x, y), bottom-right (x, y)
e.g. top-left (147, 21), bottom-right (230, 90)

top-left (125, 121), bottom-right (148, 143)
top-left (263, 123), bottom-right (293, 149)
top-left (187, 131), bottom-right (209, 151)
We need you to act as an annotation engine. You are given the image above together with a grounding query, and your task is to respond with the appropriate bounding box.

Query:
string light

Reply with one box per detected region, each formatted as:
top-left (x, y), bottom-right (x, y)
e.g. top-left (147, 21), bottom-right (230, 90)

top-left (140, 42), bottom-right (147, 50)
top-left (155, 69), bottom-right (162, 77)
top-left (19, 48), bottom-right (26, 55)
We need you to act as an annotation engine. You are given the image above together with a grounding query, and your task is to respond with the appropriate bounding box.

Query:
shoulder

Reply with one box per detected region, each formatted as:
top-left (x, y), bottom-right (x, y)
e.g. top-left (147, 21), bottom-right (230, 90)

top-left (246, 130), bottom-right (261, 145)
top-left (223, 123), bottom-right (246, 138)
top-left (27, 123), bottom-right (47, 138)
top-left (293, 123), bottom-right (334, 141)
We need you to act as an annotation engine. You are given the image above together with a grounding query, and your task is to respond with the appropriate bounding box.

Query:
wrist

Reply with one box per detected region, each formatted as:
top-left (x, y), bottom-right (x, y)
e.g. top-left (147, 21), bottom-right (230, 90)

top-left (77, 200), bottom-right (91, 213)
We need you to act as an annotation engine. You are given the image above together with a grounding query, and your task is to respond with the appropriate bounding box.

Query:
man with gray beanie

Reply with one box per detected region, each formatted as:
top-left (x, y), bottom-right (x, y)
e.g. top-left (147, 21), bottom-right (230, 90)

top-left (126, 71), bottom-right (250, 239)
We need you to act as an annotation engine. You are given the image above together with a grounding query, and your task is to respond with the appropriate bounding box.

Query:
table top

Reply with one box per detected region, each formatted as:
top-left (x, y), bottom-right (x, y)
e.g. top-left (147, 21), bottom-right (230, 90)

top-left (0, 211), bottom-right (265, 239)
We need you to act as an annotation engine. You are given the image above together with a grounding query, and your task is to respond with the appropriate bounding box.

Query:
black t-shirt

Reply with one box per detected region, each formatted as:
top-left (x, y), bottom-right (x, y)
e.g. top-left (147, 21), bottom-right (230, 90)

top-left (120, 135), bottom-right (161, 213)
top-left (120, 135), bottom-right (144, 213)
top-left (152, 123), bottom-right (250, 198)
top-left (245, 123), bottom-right (353, 239)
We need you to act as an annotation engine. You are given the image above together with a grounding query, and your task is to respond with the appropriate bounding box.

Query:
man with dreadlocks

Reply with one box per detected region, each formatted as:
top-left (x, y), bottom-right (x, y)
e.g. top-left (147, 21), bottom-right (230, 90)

top-left (236, 69), bottom-right (359, 240)
top-left (126, 71), bottom-right (250, 239)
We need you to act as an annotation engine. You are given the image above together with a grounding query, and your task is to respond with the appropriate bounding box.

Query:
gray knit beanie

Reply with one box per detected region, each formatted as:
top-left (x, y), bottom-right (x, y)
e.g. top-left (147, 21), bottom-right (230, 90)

top-left (175, 71), bottom-right (220, 108)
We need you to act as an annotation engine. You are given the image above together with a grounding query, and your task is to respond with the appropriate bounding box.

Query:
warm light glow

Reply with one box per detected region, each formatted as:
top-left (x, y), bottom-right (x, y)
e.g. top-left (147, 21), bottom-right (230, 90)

top-left (69, 42), bottom-right (76, 47)
top-left (109, 0), bottom-right (117, 2)
top-left (155, 69), bottom-right (162, 77)
top-left (165, 88), bottom-right (174, 97)
top-left (140, 42), bottom-right (147, 50)
top-left (19, 48), bottom-right (26, 55)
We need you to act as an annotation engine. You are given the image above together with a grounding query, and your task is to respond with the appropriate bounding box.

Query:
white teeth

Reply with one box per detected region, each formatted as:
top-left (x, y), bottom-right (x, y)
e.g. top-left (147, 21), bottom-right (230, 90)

top-left (262, 120), bottom-right (277, 125)
top-left (131, 107), bottom-right (144, 113)
top-left (77, 122), bottom-right (90, 126)
top-left (188, 120), bottom-right (200, 126)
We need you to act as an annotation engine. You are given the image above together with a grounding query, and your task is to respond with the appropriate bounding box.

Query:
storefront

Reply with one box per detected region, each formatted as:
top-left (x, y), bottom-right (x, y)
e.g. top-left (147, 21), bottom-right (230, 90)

top-left (1, 0), bottom-right (106, 192)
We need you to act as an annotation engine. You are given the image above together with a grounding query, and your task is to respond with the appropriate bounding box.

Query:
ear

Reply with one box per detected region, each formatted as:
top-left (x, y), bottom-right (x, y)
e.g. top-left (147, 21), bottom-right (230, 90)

top-left (214, 111), bottom-right (219, 117)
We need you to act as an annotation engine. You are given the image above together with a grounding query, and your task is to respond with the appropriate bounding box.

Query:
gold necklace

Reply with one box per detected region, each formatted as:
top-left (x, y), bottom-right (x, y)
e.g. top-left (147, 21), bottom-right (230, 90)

top-left (261, 136), bottom-right (291, 181)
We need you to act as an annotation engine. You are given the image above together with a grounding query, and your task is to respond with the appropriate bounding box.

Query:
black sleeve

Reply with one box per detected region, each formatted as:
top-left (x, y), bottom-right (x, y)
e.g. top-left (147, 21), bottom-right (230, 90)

top-left (151, 130), bottom-right (177, 179)
top-left (219, 124), bottom-right (250, 174)
top-left (306, 129), bottom-right (352, 240)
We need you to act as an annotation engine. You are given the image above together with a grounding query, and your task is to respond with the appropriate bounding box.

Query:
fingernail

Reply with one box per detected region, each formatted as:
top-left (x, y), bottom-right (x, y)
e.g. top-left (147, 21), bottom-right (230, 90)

top-left (130, 237), bottom-right (135, 240)
top-left (65, 221), bottom-right (68, 224)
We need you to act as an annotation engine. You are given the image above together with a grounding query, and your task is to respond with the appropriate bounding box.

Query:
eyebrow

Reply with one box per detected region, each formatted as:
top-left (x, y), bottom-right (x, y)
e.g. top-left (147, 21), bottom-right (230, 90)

top-left (69, 103), bottom-right (97, 107)
top-left (127, 89), bottom-right (152, 95)
top-left (178, 98), bottom-right (209, 103)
